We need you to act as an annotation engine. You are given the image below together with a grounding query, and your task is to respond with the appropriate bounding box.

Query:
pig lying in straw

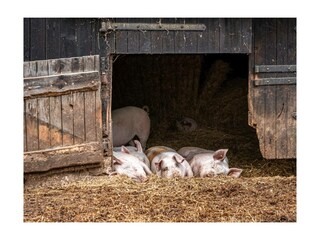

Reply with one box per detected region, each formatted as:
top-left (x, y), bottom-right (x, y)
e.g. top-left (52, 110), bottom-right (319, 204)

top-left (145, 146), bottom-right (193, 178)
top-left (178, 147), bottom-right (242, 178)
top-left (111, 150), bottom-right (152, 182)
top-left (113, 140), bottom-right (150, 168)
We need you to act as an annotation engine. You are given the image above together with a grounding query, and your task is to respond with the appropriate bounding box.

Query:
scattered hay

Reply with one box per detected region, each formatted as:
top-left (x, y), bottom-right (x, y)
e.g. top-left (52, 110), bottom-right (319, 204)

top-left (24, 175), bottom-right (296, 222)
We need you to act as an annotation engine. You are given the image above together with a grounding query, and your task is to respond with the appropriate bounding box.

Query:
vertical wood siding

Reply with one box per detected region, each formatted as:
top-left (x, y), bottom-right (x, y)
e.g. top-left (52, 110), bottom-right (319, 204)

top-left (105, 18), bottom-right (252, 54)
top-left (24, 18), bottom-right (103, 61)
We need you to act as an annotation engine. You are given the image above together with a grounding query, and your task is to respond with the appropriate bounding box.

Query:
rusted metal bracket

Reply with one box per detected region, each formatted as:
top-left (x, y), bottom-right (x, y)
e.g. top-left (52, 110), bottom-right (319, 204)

top-left (253, 77), bottom-right (296, 86)
top-left (100, 20), bottom-right (206, 32)
top-left (255, 65), bottom-right (296, 73)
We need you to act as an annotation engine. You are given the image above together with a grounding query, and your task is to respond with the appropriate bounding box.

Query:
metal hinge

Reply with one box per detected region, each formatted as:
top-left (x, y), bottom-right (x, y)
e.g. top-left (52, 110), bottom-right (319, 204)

top-left (100, 20), bottom-right (206, 32)
top-left (253, 77), bottom-right (296, 86)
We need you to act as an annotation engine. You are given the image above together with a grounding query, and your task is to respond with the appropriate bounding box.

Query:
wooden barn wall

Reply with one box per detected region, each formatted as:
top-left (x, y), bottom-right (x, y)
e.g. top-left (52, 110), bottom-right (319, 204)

top-left (105, 18), bottom-right (252, 54)
top-left (24, 18), bottom-right (105, 61)
top-left (249, 18), bottom-right (296, 159)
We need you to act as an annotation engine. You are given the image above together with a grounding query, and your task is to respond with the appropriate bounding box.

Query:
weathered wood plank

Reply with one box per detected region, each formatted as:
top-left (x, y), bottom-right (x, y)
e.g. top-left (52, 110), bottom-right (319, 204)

top-left (25, 99), bottom-right (38, 151)
top-left (162, 18), bottom-right (175, 53)
top-left (96, 89), bottom-right (103, 143)
top-left (251, 18), bottom-right (267, 156)
top-left (84, 91), bottom-right (96, 142)
top-left (184, 18), bottom-right (198, 53)
top-left (24, 71), bottom-right (100, 99)
top-left (197, 18), bottom-right (210, 53)
top-left (286, 18), bottom-right (296, 158)
top-left (174, 18), bottom-right (186, 53)
top-left (73, 92), bottom-right (85, 144)
top-left (76, 19), bottom-right (92, 57)
top-left (208, 18), bottom-right (220, 53)
top-left (24, 62), bottom-right (31, 78)
top-left (139, 18), bottom-right (151, 53)
top-left (49, 96), bottom-right (62, 148)
top-left (46, 18), bottom-right (61, 60)
top-left (29, 61), bottom-right (37, 77)
top-left (71, 56), bottom-right (84, 73)
top-left (126, 18), bottom-right (140, 53)
top-left (48, 58), bottom-right (61, 75)
top-left (24, 18), bottom-right (31, 61)
top-left (61, 94), bottom-right (74, 146)
top-left (150, 18), bottom-right (163, 54)
top-left (263, 19), bottom-right (277, 159)
top-left (60, 18), bottom-right (77, 58)
top-left (83, 55), bottom-right (95, 72)
top-left (60, 57), bottom-right (72, 74)
top-left (24, 101), bottom-right (27, 151)
top-left (275, 18), bottom-right (289, 159)
top-left (115, 18), bottom-right (128, 54)
top-left (24, 142), bottom-right (103, 173)
top-left (30, 18), bottom-right (46, 60)
top-left (287, 85), bottom-right (296, 158)
top-left (220, 18), bottom-right (241, 53)
top-left (240, 18), bottom-right (252, 53)
top-left (38, 97), bottom-right (51, 149)
top-left (36, 60), bottom-right (48, 77)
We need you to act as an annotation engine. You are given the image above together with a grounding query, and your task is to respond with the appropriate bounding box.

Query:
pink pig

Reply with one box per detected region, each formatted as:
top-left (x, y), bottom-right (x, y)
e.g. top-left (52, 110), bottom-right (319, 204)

top-left (146, 146), bottom-right (193, 178)
top-left (111, 151), bottom-right (152, 182)
top-left (187, 148), bottom-right (242, 178)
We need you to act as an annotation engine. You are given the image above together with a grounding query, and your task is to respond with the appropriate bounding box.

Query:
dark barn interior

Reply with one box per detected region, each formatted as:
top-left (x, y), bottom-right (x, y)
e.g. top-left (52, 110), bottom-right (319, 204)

top-left (112, 54), bottom-right (264, 165)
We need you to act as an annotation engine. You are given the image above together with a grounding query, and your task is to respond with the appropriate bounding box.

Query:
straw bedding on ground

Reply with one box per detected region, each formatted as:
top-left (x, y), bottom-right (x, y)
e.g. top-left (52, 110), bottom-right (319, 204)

top-left (24, 175), bottom-right (296, 222)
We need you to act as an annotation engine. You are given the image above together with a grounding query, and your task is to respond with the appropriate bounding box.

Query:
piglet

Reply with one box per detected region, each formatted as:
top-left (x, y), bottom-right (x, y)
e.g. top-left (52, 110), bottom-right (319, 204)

top-left (188, 149), bottom-right (242, 178)
top-left (119, 140), bottom-right (151, 169)
top-left (111, 151), bottom-right (152, 182)
top-left (145, 146), bottom-right (193, 178)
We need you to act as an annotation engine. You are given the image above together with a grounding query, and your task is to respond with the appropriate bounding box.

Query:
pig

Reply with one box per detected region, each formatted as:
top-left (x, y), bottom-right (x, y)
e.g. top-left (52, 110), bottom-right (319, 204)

top-left (145, 146), bottom-right (193, 178)
top-left (176, 117), bottom-right (198, 132)
top-left (187, 148), bottom-right (242, 178)
top-left (112, 106), bottom-right (150, 149)
top-left (111, 151), bottom-right (153, 182)
top-left (118, 140), bottom-right (151, 169)
top-left (178, 146), bottom-right (216, 161)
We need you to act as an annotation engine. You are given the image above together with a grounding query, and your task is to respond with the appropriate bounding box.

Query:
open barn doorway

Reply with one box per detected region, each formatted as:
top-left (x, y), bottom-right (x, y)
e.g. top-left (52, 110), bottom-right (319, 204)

top-left (112, 54), bottom-right (263, 167)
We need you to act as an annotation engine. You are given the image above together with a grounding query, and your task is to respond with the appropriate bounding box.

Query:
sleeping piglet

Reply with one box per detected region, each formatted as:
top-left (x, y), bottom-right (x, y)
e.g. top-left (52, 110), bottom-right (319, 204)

top-left (187, 149), bottom-right (242, 178)
top-left (111, 151), bottom-right (152, 182)
top-left (145, 146), bottom-right (193, 178)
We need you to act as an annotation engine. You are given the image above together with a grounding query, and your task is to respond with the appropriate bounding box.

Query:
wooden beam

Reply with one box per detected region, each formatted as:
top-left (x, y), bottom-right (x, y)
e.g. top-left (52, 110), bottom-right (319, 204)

top-left (24, 71), bottom-right (100, 99)
top-left (24, 142), bottom-right (103, 173)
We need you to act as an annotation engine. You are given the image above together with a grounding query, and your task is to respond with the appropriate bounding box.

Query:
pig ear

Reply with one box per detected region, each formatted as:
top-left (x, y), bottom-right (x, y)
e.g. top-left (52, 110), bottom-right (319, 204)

top-left (113, 156), bottom-right (124, 165)
top-left (173, 154), bottom-right (185, 163)
top-left (227, 168), bottom-right (243, 178)
top-left (213, 149), bottom-right (228, 161)
top-left (121, 146), bottom-right (131, 154)
top-left (155, 160), bottom-right (163, 171)
top-left (134, 140), bottom-right (143, 152)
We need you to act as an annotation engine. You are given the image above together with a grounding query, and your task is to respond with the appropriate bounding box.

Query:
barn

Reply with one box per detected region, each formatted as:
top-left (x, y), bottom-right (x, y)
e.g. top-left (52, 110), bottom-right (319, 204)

top-left (23, 18), bottom-right (296, 173)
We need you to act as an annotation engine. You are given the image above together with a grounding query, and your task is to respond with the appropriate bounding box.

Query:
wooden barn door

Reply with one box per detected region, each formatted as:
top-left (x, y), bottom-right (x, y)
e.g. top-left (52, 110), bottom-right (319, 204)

top-left (248, 19), bottom-right (296, 159)
top-left (24, 55), bottom-right (104, 173)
